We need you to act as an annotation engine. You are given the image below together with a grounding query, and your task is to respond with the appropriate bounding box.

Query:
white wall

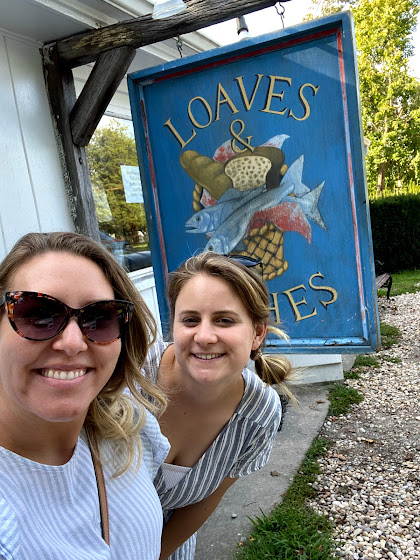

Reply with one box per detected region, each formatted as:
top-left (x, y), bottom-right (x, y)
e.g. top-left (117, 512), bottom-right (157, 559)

top-left (0, 31), bottom-right (73, 261)
top-left (288, 354), bottom-right (344, 384)
top-left (130, 267), bottom-right (163, 335)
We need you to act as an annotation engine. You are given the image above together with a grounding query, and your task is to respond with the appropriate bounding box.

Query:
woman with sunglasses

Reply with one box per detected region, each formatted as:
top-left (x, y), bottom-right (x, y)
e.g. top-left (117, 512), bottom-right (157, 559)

top-left (0, 231), bottom-right (169, 559)
top-left (142, 252), bottom-right (294, 560)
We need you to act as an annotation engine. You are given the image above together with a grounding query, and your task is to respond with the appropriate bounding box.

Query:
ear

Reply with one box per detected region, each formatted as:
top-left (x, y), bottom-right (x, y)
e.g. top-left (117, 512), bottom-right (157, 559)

top-left (252, 323), bottom-right (267, 351)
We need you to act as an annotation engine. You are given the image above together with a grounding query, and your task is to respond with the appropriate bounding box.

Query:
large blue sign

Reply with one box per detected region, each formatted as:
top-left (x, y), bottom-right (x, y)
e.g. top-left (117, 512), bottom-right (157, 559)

top-left (128, 11), bottom-right (380, 353)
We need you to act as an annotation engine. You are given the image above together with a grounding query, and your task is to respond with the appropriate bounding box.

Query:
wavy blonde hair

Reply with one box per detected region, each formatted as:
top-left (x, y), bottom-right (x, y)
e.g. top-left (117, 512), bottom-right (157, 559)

top-left (0, 231), bottom-right (166, 476)
top-left (167, 252), bottom-right (294, 399)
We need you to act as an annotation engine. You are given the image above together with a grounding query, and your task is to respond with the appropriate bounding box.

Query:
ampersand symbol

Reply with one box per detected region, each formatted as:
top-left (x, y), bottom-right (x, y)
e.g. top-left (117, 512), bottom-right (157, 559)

top-left (230, 119), bottom-right (254, 153)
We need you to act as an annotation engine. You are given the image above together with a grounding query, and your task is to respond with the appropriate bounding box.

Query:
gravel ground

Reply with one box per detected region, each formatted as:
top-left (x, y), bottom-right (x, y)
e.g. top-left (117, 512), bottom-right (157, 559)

top-left (309, 292), bottom-right (420, 560)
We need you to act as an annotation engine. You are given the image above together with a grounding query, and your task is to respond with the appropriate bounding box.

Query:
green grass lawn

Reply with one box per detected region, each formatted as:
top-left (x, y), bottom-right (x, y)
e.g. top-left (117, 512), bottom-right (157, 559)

top-left (377, 268), bottom-right (420, 297)
top-left (379, 322), bottom-right (401, 348)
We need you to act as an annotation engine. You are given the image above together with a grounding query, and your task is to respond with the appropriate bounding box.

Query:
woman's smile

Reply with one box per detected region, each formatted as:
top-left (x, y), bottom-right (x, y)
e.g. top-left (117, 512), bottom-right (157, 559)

top-left (38, 368), bottom-right (88, 380)
top-left (32, 367), bottom-right (92, 391)
top-left (173, 273), bottom-right (265, 388)
top-left (192, 353), bottom-right (225, 361)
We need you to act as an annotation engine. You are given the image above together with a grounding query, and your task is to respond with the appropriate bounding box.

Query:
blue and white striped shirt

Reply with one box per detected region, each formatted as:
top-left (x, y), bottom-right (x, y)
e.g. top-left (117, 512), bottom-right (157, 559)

top-left (0, 411), bottom-right (170, 560)
top-left (143, 341), bottom-right (281, 560)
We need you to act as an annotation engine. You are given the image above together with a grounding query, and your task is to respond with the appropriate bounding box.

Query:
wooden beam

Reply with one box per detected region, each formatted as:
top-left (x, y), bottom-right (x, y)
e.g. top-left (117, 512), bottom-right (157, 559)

top-left (70, 46), bottom-right (136, 146)
top-left (52, 0), bottom-right (278, 68)
top-left (42, 44), bottom-right (100, 240)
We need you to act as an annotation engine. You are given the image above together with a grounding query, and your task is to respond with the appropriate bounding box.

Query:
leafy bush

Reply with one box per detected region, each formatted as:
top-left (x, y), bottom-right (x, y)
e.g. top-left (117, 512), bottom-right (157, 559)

top-left (370, 195), bottom-right (420, 272)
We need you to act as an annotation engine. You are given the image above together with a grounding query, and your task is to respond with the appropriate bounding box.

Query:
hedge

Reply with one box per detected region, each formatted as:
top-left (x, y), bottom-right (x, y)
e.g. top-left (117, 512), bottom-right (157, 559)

top-left (369, 194), bottom-right (420, 272)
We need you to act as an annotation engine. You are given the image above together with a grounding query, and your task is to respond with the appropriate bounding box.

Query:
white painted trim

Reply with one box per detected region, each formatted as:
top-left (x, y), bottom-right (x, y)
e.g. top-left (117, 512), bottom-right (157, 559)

top-left (129, 265), bottom-right (155, 283)
top-left (0, 27), bottom-right (42, 48)
top-left (28, 0), bottom-right (115, 27)
top-left (142, 41), bottom-right (186, 62)
top-left (101, 0), bottom-right (152, 17)
top-left (289, 354), bottom-right (344, 384)
top-left (179, 32), bottom-right (221, 51)
top-left (247, 353), bottom-right (344, 384)
top-left (289, 354), bottom-right (343, 367)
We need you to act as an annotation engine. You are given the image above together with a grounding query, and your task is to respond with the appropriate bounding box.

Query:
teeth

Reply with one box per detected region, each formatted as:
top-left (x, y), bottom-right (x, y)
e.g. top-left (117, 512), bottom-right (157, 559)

top-left (194, 353), bottom-right (223, 360)
top-left (39, 369), bottom-right (87, 380)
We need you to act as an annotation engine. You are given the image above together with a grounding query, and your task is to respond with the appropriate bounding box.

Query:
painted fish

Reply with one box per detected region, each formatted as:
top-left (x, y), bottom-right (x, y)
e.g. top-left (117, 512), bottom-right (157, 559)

top-left (249, 201), bottom-right (312, 243)
top-left (204, 181), bottom-right (294, 254)
top-left (281, 155), bottom-right (310, 197)
top-left (185, 186), bottom-right (265, 234)
top-left (284, 181), bottom-right (326, 229)
top-left (262, 134), bottom-right (289, 150)
top-left (213, 139), bottom-right (235, 163)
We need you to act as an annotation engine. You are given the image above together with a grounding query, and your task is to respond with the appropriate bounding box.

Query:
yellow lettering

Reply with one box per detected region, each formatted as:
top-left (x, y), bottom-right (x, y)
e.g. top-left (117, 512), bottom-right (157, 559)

top-left (269, 292), bottom-right (282, 324)
top-left (282, 284), bottom-right (317, 322)
top-left (214, 83), bottom-right (239, 121)
top-left (308, 272), bottom-right (338, 309)
top-left (164, 118), bottom-right (197, 149)
top-left (235, 74), bottom-right (264, 111)
top-left (188, 97), bottom-right (213, 129)
top-left (261, 76), bottom-right (292, 115)
top-left (288, 83), bottom-right (319, 121)
top-left (230, 119), bottom-right (254, 153)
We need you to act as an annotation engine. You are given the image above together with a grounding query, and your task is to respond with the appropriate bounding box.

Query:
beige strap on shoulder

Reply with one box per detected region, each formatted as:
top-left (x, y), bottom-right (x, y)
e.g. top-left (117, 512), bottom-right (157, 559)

top-left (86, 426), bottom-right (110, 546)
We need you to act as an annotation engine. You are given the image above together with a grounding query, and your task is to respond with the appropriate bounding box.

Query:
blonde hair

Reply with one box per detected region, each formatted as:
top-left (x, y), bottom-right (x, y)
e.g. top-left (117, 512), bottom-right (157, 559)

top-left (167, 252), bottom-right (293, 393)
top-left (0, 231), bottom-right (166, 476)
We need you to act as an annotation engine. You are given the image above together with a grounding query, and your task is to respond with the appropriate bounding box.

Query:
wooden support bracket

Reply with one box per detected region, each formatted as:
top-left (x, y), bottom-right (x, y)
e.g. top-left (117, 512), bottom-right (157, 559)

top-left (49, 0), bottom-right (278, 68)
top-left (70, 46), bottom-right (136, 146)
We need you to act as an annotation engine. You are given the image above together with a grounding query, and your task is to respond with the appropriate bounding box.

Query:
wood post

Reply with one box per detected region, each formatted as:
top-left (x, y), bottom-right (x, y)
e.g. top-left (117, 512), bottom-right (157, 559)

top-left (42, 44), bottom-right (100, 240)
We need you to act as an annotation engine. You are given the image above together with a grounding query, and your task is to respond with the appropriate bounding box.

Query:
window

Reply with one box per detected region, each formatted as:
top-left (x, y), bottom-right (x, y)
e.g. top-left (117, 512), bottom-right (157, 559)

top-left (87, 117), bottom-right (151, 272)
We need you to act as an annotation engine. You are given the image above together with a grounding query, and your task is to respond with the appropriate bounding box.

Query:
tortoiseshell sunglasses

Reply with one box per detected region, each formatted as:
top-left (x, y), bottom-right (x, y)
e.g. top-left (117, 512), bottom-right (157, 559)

top-left (0, 291), bottom-right (134, 344)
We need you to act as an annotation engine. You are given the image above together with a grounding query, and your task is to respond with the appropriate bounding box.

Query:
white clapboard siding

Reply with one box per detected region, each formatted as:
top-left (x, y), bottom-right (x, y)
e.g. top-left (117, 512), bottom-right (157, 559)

top-left (130, 267), bottom-right (163, 335)
top-left (0, 33), bottom-right (73, 261)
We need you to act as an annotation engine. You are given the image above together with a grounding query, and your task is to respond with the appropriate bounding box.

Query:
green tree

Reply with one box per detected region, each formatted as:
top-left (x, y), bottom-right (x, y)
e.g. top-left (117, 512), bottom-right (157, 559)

top-left (86, 120), bottom-right (147, 243)
top-left (306, 0), bottom-right (420, 196)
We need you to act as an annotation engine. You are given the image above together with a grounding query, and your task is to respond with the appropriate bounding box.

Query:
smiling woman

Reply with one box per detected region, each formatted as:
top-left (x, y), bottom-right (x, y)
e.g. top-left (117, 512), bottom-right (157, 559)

top-left (142, 251), bottom-right (295, 560)
top-left (0, 231), bottom-right (169, 560)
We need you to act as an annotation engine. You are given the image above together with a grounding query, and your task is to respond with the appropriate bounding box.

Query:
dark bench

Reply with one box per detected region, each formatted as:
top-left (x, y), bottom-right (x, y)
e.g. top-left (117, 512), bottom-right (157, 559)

top-left (375, 260), bottom-right (392, 299)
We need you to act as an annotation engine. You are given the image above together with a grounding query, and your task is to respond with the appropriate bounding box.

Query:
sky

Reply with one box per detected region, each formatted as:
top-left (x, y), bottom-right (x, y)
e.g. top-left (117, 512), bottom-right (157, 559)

top-left (202, 0), bottom-right (420, 79)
